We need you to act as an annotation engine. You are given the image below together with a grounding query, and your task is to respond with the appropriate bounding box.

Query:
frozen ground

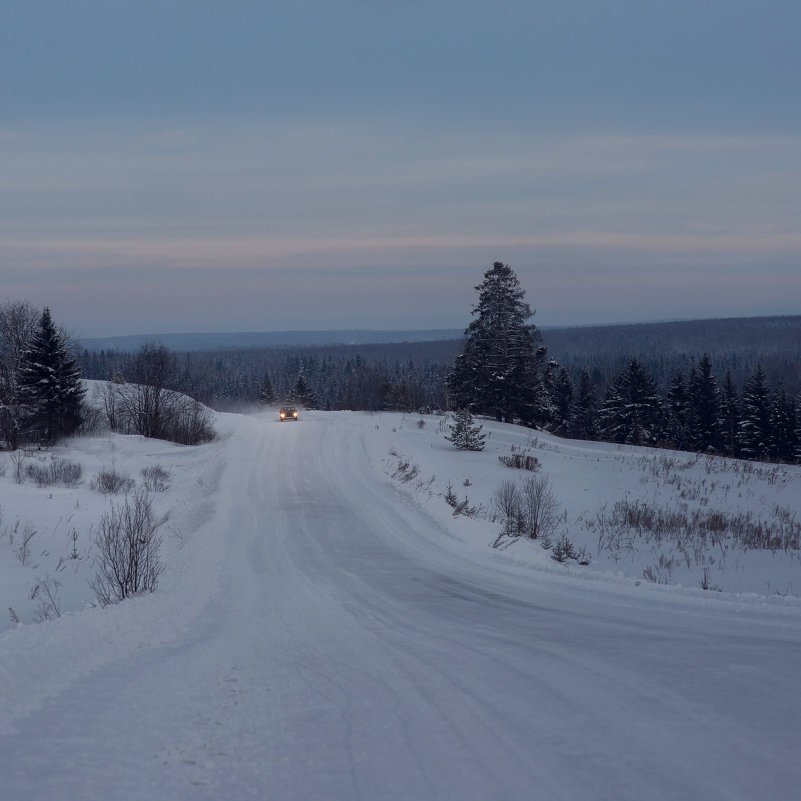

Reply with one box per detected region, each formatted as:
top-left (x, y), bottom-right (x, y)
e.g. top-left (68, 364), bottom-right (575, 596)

top-left (1, 406), bottom-right (800, 800)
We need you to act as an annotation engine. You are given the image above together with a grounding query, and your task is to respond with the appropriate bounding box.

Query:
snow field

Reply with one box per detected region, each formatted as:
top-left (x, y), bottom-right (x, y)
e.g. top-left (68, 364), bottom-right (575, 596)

top-left (361, 410), bottom-right (801, 603)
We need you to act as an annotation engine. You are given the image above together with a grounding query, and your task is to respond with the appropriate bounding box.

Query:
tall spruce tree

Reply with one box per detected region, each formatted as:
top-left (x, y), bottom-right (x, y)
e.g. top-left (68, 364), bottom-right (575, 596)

top-left (447, 262), bottom-right (546, 424)
top-left (719, 371), bottom-right (740, 458)
top-left (289, 372), bottom-right (319, 409)
top-left (769, 388), bottom-right (797, 463)
top-left (688, 354), bottom-right (720, 452)
top-left (600, 358), bottom-right (660, 446)
top-left (18, 308), bottom-right (85, 443)
top-left (259, 372), bottom-right (277, 405)
top-left (739, 365), bottom-right (772, 460)
top-left (665, 370), bottom-right (691, 449)
top-left (569, 370), bottom-right (599, 440)
top-left (550, 367), bottom-right (574, 435)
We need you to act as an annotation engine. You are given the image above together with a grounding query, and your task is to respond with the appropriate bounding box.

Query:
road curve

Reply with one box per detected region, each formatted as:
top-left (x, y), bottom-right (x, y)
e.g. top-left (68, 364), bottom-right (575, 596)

top-left (1, 411), bottom-right (799, 800)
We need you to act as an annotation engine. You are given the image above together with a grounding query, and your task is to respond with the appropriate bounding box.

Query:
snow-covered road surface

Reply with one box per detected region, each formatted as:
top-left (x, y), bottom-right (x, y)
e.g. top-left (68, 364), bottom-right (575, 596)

top-left (2, 411), bottom-right (800, 800)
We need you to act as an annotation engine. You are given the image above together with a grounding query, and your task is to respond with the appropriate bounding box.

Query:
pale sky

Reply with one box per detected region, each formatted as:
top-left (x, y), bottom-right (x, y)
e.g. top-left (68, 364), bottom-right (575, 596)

top-left (2, 1), bottom-right (800, 337)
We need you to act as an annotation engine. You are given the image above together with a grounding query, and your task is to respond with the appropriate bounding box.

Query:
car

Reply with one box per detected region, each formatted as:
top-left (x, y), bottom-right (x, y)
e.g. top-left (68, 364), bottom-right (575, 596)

top-left (279, 406), bottom-right (298, 421)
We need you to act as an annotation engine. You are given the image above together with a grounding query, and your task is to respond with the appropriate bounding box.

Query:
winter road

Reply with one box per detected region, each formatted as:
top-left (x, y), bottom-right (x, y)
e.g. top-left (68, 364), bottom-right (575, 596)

top-left (1, 412), bottom-right (800, 800)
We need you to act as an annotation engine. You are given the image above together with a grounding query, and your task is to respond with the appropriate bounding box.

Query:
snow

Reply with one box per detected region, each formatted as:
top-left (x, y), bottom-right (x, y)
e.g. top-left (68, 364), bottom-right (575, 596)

top-left (1, 404), bottom-right (800, 799)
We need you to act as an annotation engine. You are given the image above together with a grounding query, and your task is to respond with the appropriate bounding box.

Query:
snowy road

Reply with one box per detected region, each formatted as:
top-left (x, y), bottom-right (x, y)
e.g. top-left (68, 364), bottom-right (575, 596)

top-left (2, 412), bottom-right (800, 800)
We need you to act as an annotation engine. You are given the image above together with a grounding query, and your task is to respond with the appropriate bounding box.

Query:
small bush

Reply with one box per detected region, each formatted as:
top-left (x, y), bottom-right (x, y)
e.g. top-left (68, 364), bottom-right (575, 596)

top-left (498, 453), bottom-right (540, 471)
top-left (89, 489), bottom-right (165, 606)
top-left (445, 408), bottom-right (486, 451)
top-left (141, 464), bottom-right (173, 492)
top-left (551, 534), bottom-right (578, 563)
top-left (91, 468), bottom-right (135, 495)
top-left (417, 418), bottom-right (426, 429)
top-left (24, 457), bottom-right (82, 488)
top-left (31, 575), bottom-right (62, 622)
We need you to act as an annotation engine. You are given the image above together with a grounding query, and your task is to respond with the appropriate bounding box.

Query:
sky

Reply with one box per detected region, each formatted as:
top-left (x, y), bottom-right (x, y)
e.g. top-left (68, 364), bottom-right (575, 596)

top-left (2, 0), bottom-right (800, 337)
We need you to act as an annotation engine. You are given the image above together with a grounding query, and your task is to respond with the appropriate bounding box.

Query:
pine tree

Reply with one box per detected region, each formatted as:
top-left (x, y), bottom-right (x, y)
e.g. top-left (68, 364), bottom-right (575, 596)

top-left (769, 388), bottom-right (797, 463)
top-left (289, 372), bottom-right (319, 409)
top-left (719, 371), bottom-right (740, 458)
top-left (259, 372), bottom-right (277, 405)
top-left (447, 262), bottom-right (547, 425)
top-left (17, 308), bottom-right (85, 443)
top-left (445, 408), bottom-right (486, 451)
top-left (795, 394), bottom-right (801, 464)
top-left (550, 367), bottom-right (574, 435)
top-left (665, 370), bottom-right (691, 449)
top-left (600, 358), bottom-right (660, 446)
top-left (688, 354), bottom-right (720, 452)
top-left (739, 365), bottom-right (772, 460)
top-left (569, 370), bottom-right (599, 440)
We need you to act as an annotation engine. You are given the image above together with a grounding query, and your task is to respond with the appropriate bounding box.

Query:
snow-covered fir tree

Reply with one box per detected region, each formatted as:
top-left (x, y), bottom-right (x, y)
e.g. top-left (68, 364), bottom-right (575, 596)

top-left (719, 371), bottom-right (740, 458)
top-left (688, 354), bottom-right (720, 452)
top-left (769, 388), bottom-right (797, 463)
top-left (601, 358), bottom-right (660, 446)
top-left (739, 365), bottom-right (772, 460)
top-left (289, 372), bottom-right (319, 409)
top-left (447, 262), bottom-right (547, 425)
top-left (665, 370), bottom-right (691, 449)
top-left (17, 307), bottom-right (85, 443)
top-left (549, 366), bottom-right (574, 435)
top-left (259, 372), bottom-right (277, 405)
top-left (568, 370), bottom-right (599, 440)
top-left (445, 408), bottom-right (486, 451)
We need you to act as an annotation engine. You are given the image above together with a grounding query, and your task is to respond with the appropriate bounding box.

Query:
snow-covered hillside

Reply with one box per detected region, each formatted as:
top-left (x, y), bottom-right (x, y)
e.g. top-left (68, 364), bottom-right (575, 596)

top-left (1, 407), bottom-right (799, 800)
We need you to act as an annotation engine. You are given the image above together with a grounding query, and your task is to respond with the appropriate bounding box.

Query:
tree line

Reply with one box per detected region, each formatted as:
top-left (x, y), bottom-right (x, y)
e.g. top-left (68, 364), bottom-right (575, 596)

top-left (446, 262), bottom-right (801, 464)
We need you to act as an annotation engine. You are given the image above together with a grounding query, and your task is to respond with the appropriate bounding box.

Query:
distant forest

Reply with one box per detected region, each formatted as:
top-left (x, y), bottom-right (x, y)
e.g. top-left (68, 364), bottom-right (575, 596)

top-left (80, 315), bottom-right (801, 461)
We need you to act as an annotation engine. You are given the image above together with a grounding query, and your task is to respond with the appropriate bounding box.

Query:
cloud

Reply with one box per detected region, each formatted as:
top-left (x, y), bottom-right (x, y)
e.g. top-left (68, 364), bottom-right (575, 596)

top-left (2, 122), bottom-right (800, 335)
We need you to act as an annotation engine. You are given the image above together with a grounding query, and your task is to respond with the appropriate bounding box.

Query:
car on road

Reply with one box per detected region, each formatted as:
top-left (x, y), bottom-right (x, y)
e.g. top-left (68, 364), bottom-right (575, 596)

top-left (279, 406), bottom-right (298, 421)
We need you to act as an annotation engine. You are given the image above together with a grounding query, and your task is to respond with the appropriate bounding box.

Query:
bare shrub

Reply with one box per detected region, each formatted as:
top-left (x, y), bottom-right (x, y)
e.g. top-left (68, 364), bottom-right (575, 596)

top-left (103, 345), bottom-right (216, 445)
top-left (700, 567), bottom-right (722, 592)
top-left (25, 457), bottom-right (82, 488)
top-left (68, 526), bottom-right (81, 560)
top-left (492, 480), bottom-right (522, 538)
top-left (0, 455), bottom-right (5, 478)
top-left (452, 496), bottom-right (479, 517)
top-left (141, 464), bottom-right (173, 492)
top-left (91, 468), bottom-right (135, 495)
top-left (596, 497), bottom-right (801, 559)
top-left (15, 522), bottom-right (36, 565)
top-left (387, 450), bottom-right (421, 482)
top-left (54, 458), bottom-right (82, 487)
top-left (417, 418), bottom-right (426, 429)
top-left (162, 398), bottom-right (216, 445)
top-left (31, 575), bottom-right (62, 622)
top-left (10, 450), bottom-right (25, 483)
top-left (89, 489), bottom-right (165, 606)
top-left (24, 462), bottom-right (49, 487)
top-left (519, 475), bottom-right (561, 540)
top-left (77, 400), bottom-right (105, 435)
top-left (498, 452), bottom-right (540, 471)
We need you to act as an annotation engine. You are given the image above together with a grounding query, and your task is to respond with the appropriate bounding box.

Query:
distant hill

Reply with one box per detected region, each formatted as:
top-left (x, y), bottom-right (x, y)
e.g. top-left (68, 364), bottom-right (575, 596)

top-left (79, 328), bottom-right (464, 353)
